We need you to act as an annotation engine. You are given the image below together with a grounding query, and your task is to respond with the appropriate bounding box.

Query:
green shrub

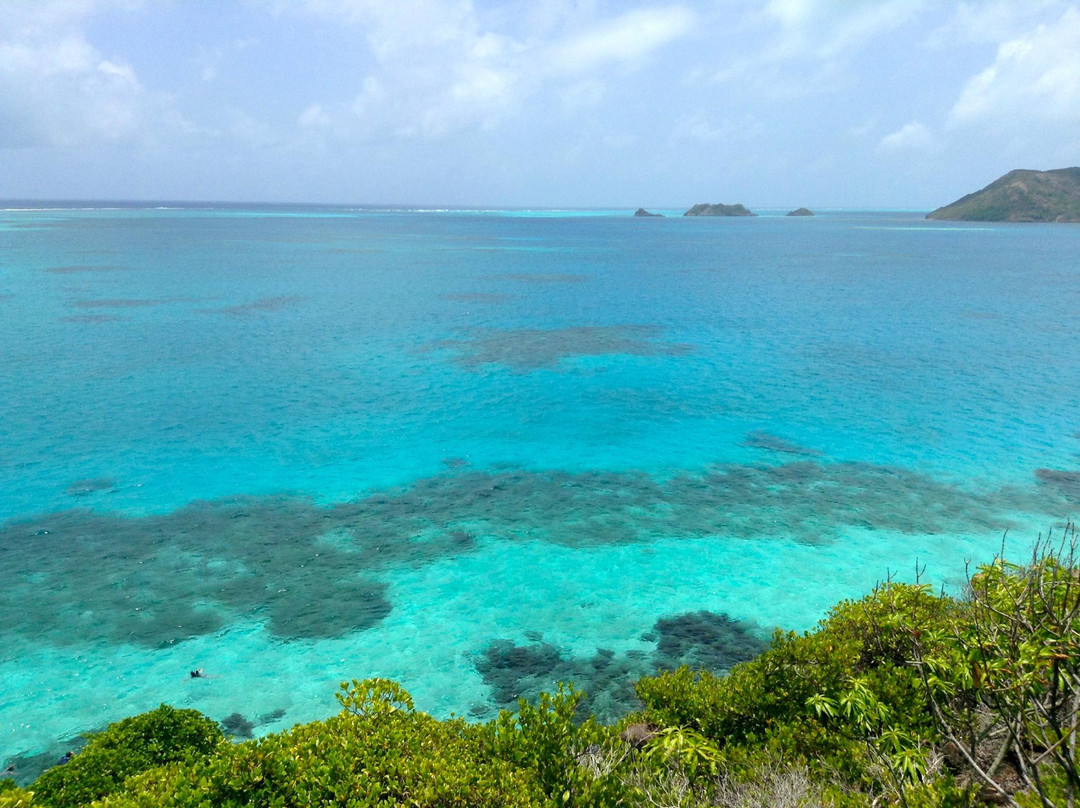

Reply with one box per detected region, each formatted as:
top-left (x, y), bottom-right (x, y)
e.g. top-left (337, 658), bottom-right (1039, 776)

top-left (914, 540), bottom-right (1080, 807)
top-left (0, 778), bottom-right (35, 808)
top-left (891, 775), bottom-right (980, 808)
top-left (640, 726), bottom-right (723, 783)
top-left (98, 680), bottom-right (550, 808)
top-left (636, 582), bottom-right (951, 784)
top-left (484, 684), bottom-right (627, 807)
top-left (0, 785), bottom-right (36, 808)
top-left (30, 705), bottom-right (223, 808)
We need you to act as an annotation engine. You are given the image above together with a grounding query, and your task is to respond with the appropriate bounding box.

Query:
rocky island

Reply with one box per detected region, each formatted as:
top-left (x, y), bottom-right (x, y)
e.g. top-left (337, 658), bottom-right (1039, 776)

top-left (927, 167), bottom-right (1080, 222)
top-left (683, 203), bottom-right (756, 217)
top-left (786, 208), bottom-right (814, 217)
top-left (633, 208), bottom-right (663, 217)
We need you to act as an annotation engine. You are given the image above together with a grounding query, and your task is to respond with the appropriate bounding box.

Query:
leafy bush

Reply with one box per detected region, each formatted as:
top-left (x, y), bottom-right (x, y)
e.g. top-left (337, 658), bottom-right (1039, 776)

top-left (913, 537), bottom-right (1080, 807)
top-left (636, 533), bottom-right (1080, 807)
top-left (97, 680), bottom-right (549, 808)
top-left (0, 779), bottom-right (36, 808)
top-left (30, 705), bottom-right (223, 808)
top-left (636, 581), bottom-right (947, 784)
top-left (484, 684), bottom-right (628, 807)
top-left (0, 787), bottom-right (36, 808)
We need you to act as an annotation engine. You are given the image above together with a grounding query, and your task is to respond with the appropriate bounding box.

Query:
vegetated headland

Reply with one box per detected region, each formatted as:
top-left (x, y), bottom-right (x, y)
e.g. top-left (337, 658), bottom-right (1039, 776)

top-left (928, 167), bottom-right (1080, 222)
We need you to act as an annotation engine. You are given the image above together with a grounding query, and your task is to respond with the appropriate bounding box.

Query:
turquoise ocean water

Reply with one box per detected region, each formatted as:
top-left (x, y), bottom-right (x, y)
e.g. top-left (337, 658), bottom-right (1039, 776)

top-left (2, 205), bottom-right (1080, 775)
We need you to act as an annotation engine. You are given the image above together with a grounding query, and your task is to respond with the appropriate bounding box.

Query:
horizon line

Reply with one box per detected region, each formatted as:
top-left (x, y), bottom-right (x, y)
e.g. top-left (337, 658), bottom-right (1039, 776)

top-left (0, 198), bottom-right (933, 213)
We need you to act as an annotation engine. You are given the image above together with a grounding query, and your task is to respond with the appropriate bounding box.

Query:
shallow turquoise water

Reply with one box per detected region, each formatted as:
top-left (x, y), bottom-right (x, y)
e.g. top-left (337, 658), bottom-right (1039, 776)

top-left (2, 206), bottom-right (1080, 773)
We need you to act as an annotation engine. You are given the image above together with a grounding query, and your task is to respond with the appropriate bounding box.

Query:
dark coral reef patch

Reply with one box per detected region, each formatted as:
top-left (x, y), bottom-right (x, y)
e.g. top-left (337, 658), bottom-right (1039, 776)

top-left (1035, 468), bottom-right (1080, 501)
top-left (652, 611), bottom-right (768, 671)
top-left (0, 460), bottom-right (1066, 650)
top-left (742, 430), bottom-right (822, 457)
top-left (426, 325), bottom-right (692, 371)
top-left (198, 297), bottom-right (308, 316)
top-left (64, 478), bottom-right (116, 496)
top-left (474, 611), bottom-right (768, 722)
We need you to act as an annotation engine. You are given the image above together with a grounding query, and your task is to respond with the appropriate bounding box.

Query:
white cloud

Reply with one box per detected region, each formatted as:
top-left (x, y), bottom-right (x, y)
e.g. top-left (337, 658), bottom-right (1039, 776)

top-left (927, 0), bottom-right (1063, 47)
top-left (0, 0), bottom-right (211, 152)
top-left (878, 120), bottom-right (937, 153)
top-left (0, 34), bottom-right (147, 147)
top-left (2, 0), bottom-right (142, 36)
top-left (948, 7), bottom-right (1080, 129)
top-left (277, 0), bottom-right (511, 138)
top-left (279, 1), bottom-right (694, 141)
top-left (704, 0), bottom-right (928, 101)
top-left (281, 0), bottom-right (477, 60)
top-left (549, 7), bottom-right (695, 74)
top-left (764, 0), bottom-right (927, 58)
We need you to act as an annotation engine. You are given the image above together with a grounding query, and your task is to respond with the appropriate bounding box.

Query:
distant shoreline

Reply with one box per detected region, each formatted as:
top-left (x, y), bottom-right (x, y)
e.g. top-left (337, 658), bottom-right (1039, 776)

top-left (1, 202), bottom-right (933, 215)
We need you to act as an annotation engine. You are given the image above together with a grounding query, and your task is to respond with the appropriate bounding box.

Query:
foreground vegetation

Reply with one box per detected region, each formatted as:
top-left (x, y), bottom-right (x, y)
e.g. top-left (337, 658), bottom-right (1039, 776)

top-left (4, 533), bottom-right (1080, 808)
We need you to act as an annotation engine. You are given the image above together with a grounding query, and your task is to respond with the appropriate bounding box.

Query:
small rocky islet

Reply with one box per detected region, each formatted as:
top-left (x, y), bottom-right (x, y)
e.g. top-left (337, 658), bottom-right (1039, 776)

top-left (633, 204), bottom-right (816, 217)
top-left (631, 204), bottom-right (756, 217)
top-left (683, 202), bottom-right (755, 217)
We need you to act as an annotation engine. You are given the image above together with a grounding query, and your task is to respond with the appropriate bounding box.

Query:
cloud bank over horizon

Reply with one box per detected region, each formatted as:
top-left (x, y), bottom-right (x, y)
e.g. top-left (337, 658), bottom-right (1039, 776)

top-left (1, 0), bottom-right (1079, 208)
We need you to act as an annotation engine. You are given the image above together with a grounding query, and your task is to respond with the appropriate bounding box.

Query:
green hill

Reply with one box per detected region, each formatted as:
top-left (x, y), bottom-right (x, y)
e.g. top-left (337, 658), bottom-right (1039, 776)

top-left (927, 167), bottom-right (1080, 222)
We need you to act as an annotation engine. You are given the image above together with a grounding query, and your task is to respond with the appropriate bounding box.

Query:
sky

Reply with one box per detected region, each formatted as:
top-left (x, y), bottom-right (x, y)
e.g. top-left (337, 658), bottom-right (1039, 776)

top-left (1, 0), bottom-right (1079, 208)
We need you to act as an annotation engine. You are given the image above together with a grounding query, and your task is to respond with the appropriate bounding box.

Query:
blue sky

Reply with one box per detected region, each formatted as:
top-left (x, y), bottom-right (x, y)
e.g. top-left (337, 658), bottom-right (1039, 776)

top-left (2, 0), bottom-right (1079, 208)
